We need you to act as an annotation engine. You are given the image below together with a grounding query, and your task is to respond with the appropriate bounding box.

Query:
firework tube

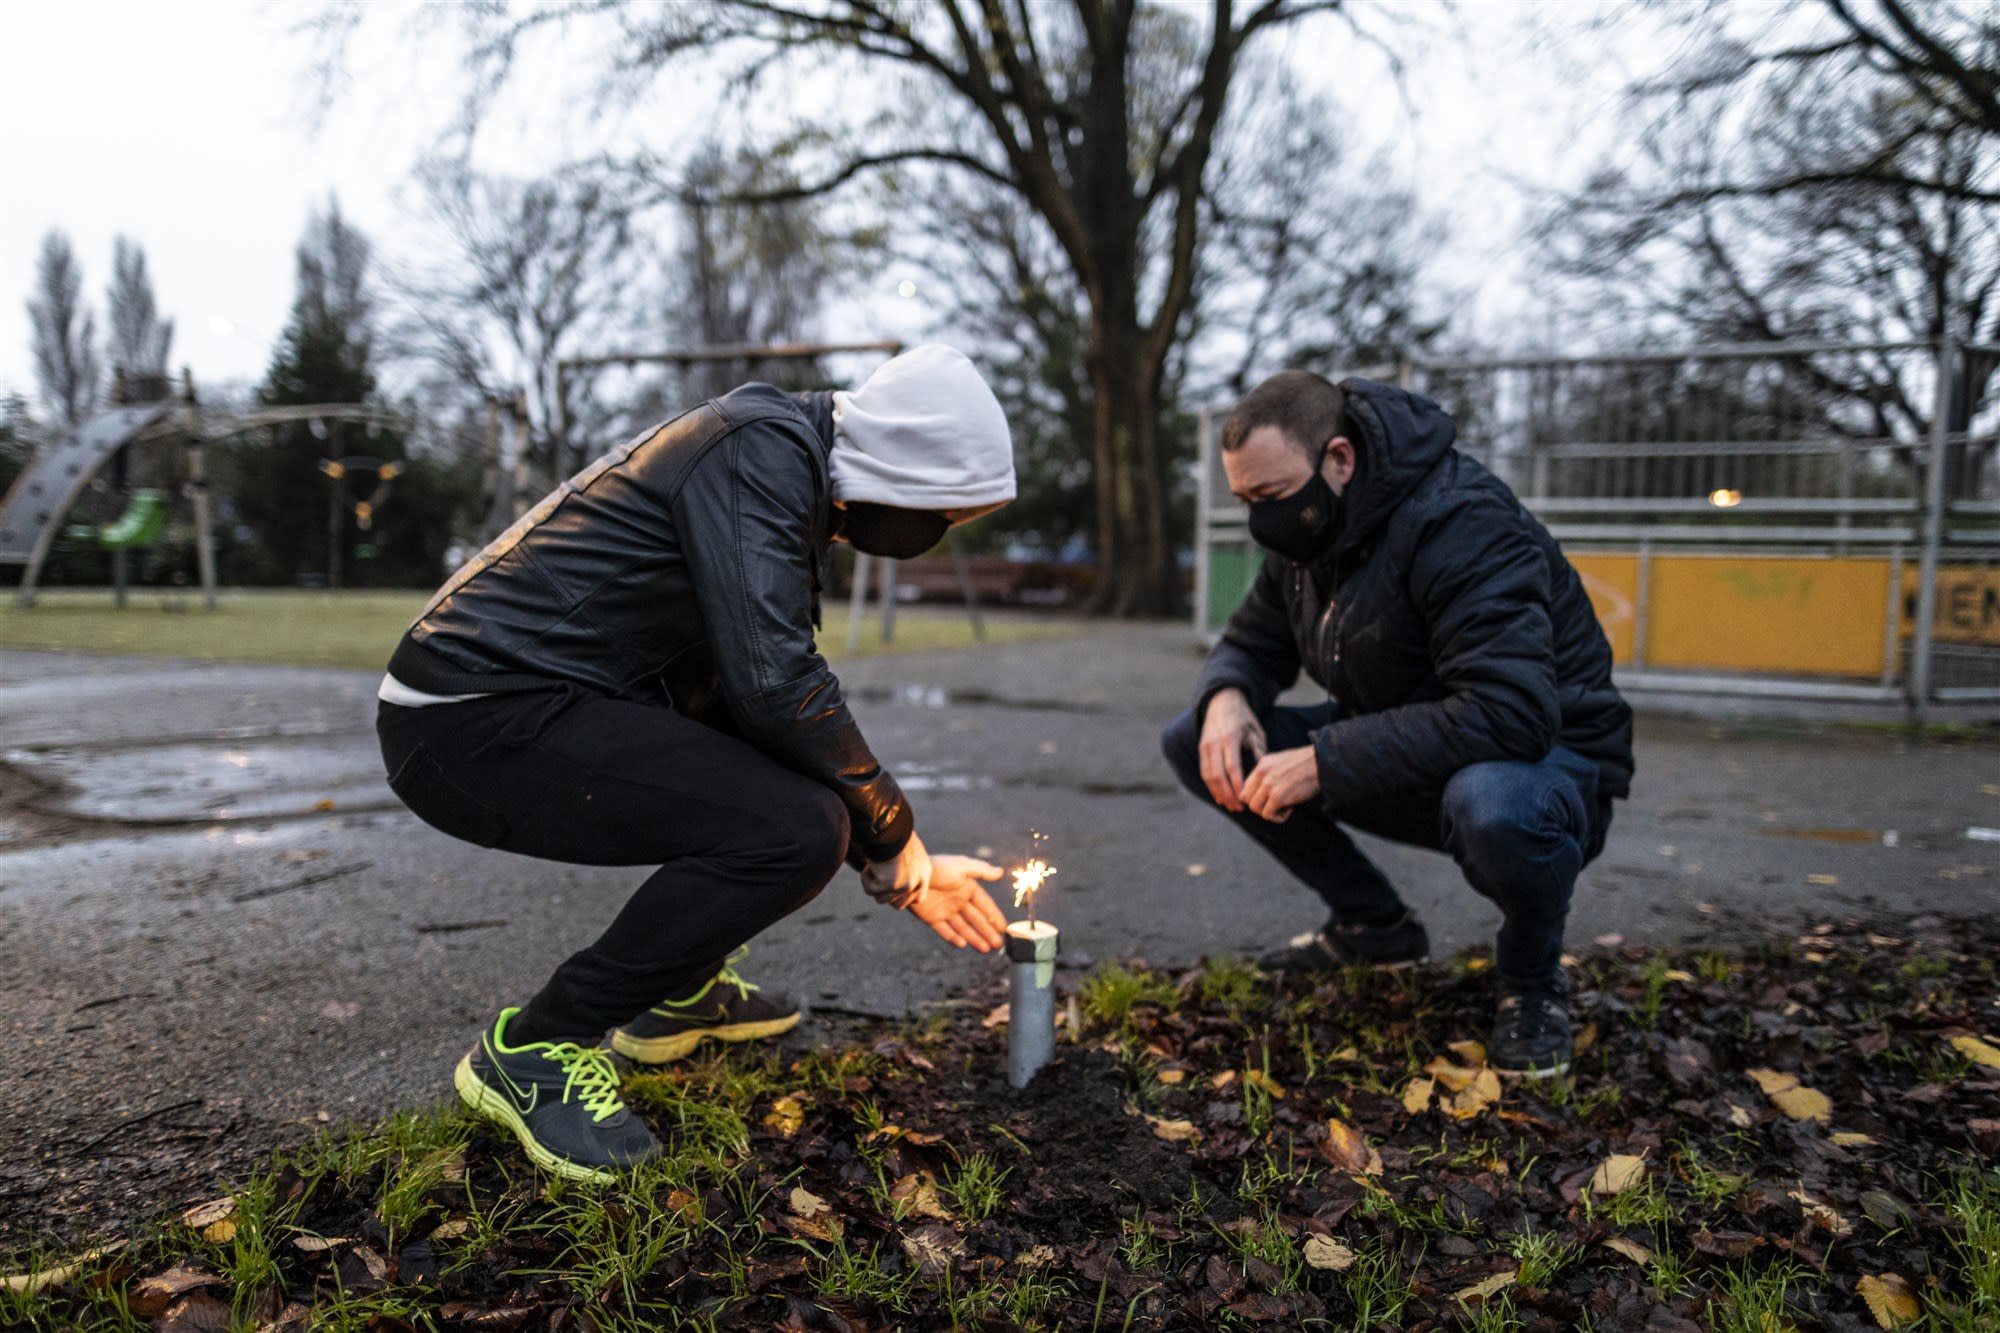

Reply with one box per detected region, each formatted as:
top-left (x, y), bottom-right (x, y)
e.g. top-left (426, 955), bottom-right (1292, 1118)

top-left (1006, 920), bottom-right (1059, 1088)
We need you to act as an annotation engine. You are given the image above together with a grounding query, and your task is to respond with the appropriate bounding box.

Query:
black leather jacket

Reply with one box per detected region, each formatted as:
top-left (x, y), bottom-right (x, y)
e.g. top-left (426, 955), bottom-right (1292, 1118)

top-left (387, 383), bottom-right (913, 865)
top-left (1194, 378), bottom-right (1634, 806)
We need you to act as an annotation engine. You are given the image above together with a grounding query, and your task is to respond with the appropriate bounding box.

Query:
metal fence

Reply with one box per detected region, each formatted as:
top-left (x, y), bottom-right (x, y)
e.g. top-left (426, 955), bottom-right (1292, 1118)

top-left (1194, 339), bottom-right (2000, 716)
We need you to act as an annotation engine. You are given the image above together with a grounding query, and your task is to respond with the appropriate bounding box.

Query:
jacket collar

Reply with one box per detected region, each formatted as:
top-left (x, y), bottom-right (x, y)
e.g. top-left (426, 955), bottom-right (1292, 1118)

top-left (1330, 377), bottom-right (1458, 558)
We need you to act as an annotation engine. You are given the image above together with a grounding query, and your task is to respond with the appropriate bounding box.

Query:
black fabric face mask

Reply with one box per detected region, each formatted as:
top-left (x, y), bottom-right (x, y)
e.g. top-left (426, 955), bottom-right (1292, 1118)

top-left (839, 502), bottom-right (951, 559)
top-left (1247, 441), bottom-right (1344, 564)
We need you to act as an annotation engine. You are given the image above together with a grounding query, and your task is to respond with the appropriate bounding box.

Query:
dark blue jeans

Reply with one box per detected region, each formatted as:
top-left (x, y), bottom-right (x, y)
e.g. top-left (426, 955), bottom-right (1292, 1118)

top-left (1160, 702), bottom-right (1611, 988)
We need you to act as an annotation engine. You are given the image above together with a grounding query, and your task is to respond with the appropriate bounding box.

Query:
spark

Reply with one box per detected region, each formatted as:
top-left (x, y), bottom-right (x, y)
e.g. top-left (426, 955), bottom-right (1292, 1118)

top-left (1011, 858), bottom-right (1057, 908)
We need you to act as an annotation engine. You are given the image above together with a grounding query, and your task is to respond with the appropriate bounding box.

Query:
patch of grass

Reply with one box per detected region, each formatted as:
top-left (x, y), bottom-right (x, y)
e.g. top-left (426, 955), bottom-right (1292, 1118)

top-left (1077, 962), bottom-right (1179, 1034)
top-left (1635, 953), bottom-right (1673, 1030)
top-left (0, 590), bottom-right (1075, 670)
top-left (1004, 1267), bottom-right (1073, 1326)
top-left (1708, 1257), bottom-right (1814, 1333)
top-left (1676, 1144), bottom-right (1747, 1211)
top-left (1507, 1228), bottom-right (1582, 1290)
top-left (807, 1233), bottom-right (916, 1311)
top-left (1930, 1162), bottom-right (2000, 1330)
top-left (1194, 954), bottom-right (1265, 1017)
top-left (941, 1150), bottom-right (1011, 1225)
top-left (1459, 1289), bottom-right (1523, 1332)
top-left (1119, 1211), bottom-right (1166, 1271)
top-left (1343, 1236), bottom-right (1414, 1327)
top-left (1695, 950), bottom-right (1733, 984)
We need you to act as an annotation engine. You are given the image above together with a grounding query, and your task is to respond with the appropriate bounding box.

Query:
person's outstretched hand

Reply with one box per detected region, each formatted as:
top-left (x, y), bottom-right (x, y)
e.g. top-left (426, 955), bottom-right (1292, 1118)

top-left (911, 854), bottom-right (1008, 952)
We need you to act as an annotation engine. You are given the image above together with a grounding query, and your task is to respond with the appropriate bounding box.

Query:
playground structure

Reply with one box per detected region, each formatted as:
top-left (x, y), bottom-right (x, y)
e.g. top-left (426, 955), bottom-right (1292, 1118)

top-left (0, 370), bottom-right (405, 609)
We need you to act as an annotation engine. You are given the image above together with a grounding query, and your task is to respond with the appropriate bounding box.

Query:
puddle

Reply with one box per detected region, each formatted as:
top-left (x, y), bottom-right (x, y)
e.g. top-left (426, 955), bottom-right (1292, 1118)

top-left (852, 684), bottom-right (1105, 714)
top-left (2, 738), bottom-right (393, 825)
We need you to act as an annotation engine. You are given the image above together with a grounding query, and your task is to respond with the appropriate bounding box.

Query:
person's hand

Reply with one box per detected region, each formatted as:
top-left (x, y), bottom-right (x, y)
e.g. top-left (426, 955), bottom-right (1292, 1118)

top-left (1199, 688), bottom-right (1267, 812)
top-left (911, 854), bottom-right (1008, 951)
top-left (1242, 745), bottom-right (1321, 822)
top-left (863, 831), bottom-right (932, 907)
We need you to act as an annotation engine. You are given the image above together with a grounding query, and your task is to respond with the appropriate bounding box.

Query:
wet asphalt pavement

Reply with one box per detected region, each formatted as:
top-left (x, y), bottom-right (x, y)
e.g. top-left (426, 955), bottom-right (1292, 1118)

top-left (3, 626), bottom-right (1997, 1241)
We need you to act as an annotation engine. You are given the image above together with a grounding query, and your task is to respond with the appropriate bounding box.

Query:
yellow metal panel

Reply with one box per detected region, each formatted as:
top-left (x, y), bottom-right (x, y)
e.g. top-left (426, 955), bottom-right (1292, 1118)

top-left (1647, 554), bottom-right (1890, 677)
top-left (1899, 566), bottom-right (2000, 646)
top-left (1567, 553), bottom-right (1640, 665)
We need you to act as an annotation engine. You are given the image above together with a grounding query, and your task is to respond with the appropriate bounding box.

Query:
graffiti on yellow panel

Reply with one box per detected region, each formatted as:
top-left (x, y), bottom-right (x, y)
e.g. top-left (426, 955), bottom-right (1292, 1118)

top-left (1567, 554), bottom-right (1638, 665)
top-left (1647, 555), bottom-right (1891, 677)
top-left (1900, 567), bottom-right (2000, 646)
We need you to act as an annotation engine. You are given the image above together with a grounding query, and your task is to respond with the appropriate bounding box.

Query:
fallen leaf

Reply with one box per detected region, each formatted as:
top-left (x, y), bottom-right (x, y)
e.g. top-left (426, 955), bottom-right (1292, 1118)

top-left (0, 1242), bottom-right (126, 1297)
top-left (789, 1187), bottom-right (830, 1219)
top-left (1463, 956), bottom-right (1491, 972)
top-left (1209, 1069), bottom-right (1238, 1091)
top-left (313, 798), bottom-right (336, 812)
top-left (1148, 1116), bottom-right (1200, 1145)
top-left (1589, 1153), bottom-right (1648, 1196)
top-left (1329, 1044), bottom-right (1360, 1061)
top-left (129, 1265), bottom-right (221, 1317)
top-left (1302, 1236), bottom-right (1356, 1271)
top-left (1789, 1189), bottom-right (1853, 1235)
top-left (1446, 1068), bottom-right (1504, 1120)
top-left (1949, 1034), bottom-right (2000, 1069)
top-left (1594, 932), bottom-right (1625, 947)
top-left (1857, 1273), bottom-right (1921, 1328)
top-left (764, 1094), bottom-right (807, 1136)
top-left (1455, 1269), bottom-right (1518, 1302)
top-left (1573, 1022), bottom-right (1598, 1057)
top-left (891, 1173), bottom-right (954, 1222)
top-left (982, 1002), bottom-right (1009, 1029)
top-left (1244, 1068), bottom-right (1287, 1099)
top-left (1600, 1236), bottom-right (1655, 1266)
top-left (1726, 1102), bottom-right (1755, 1128)
top-left (1402, 1076), bottom-right (1435, 1114)
top-left (1662, 968), bottom-right (1695, 982)
top-left (1746, 1068), bottom-right (1833, 1122)
top-left (1157, 1067), bottom-right (1186, 1085)
top-left (1425, 1057), bottom-right (1480, 1092)
top-left (288, 1232), bottom-right (354, 1253)
top-left (1321, 1118), bottom-right (1382, 1175)
top-left (1186, 863), bottom-right (1207, 877)
top-left (1017, 1244), bottom-right (1058, 1269)
top-left (1831, 1132), bottom-right (1876, 1148)
top-left (181, 1197), bottom-right (235, 1231)
top-left (158, 1291), bottom-right (233, 1333)
top-left (425, 1221), bottom-right (470, 1243)
top-left (900, 1222), bottom-right (965, 1278)
top-left (1807, 872), bottom-right (1839, 885)
top-left (1448, 1040), bottom-right (1488, 1067)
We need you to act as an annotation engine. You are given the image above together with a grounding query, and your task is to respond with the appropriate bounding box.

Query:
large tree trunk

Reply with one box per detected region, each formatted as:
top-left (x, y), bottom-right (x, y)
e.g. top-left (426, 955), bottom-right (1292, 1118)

top-left (1086, 311), bottom-right (1177, 617)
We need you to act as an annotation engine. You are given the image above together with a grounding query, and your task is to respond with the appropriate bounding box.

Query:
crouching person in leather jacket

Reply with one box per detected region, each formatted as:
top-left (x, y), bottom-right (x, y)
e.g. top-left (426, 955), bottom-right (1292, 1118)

top-left (376, 345), bottom-right (1016, 1181)
top-left (1162, 371), bottom-right (1634, 1078)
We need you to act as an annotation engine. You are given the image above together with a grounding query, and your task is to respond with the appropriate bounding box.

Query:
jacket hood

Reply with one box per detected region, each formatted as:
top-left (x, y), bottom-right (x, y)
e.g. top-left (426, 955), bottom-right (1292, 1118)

top-left (829, 344), bottom-right (1016, 516)
top-left (1333, 377), bottom-right (1457, 555)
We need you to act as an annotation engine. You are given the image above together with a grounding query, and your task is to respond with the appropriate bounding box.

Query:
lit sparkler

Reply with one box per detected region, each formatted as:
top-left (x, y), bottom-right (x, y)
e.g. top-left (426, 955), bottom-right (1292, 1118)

top-left (1009, 829), bottom-right (1056, 926)
top-left (1004, 830), bottom-right (1060, 1087)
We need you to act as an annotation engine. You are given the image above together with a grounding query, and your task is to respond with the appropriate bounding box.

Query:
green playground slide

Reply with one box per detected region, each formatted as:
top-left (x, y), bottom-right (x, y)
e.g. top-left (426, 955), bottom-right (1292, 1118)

top-left (84, 489), bottom-right (172, 549)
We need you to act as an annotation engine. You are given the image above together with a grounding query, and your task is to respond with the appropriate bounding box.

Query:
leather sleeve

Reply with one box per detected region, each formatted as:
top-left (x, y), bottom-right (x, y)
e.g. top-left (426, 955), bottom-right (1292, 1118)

top-left (1313, 493), bottom-right (1560, 806)
top-left (1192, 552), bottom-right (1302, 725)
top-left (672, 424), bottom-right (915, 867)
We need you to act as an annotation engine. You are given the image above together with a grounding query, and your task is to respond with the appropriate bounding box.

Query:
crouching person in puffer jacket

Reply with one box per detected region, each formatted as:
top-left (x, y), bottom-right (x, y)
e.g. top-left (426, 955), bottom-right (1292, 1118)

top-left (377, 346), bottom-right (1015, 1180)
top-left (1162, 370), bottom-right (1634, 1077)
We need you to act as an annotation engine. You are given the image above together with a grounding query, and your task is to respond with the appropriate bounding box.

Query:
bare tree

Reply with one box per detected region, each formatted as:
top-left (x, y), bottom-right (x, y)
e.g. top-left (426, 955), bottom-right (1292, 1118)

top-left (106, 237), bottom-right (175, 380)
top-left (367, 0), bottom-right (1377, 615)
top-left (27, 230), bottom-right (101, 430)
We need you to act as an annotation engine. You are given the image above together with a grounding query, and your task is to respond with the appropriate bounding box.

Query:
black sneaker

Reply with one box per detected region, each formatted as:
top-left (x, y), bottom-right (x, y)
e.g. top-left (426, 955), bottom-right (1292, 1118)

top-left (453, 1008), bottom-right (662, 1184)
top-left (1262, 910), bottom-right (1430, 974)
top-left (1488, 976), bottom-right (1573, 1078)
top-left (610, 953), bottom-right (801, 1064)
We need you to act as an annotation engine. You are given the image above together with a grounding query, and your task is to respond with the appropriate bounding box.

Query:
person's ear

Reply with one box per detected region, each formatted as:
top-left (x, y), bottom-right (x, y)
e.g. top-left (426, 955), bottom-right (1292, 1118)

top-left (1325, 436), bottom-right (1356, 491)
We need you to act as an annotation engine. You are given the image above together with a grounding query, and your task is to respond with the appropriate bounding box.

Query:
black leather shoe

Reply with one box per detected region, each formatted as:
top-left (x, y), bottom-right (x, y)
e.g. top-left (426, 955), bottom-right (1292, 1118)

top-left (1261, 909), bottom-right (1430, 973)
top-left (1489, 975), bottom-right (1573, 1078)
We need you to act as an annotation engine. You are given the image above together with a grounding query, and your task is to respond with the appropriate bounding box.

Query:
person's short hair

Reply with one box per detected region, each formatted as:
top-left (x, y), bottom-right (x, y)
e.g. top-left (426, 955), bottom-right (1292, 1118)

top-left (1221, 370), bottom-right (1346, 456)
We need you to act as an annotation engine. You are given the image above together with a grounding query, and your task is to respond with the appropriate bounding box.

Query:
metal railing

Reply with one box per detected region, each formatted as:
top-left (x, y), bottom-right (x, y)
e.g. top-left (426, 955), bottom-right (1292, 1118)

top-left (1195, 338), bottom-right (2000, 716)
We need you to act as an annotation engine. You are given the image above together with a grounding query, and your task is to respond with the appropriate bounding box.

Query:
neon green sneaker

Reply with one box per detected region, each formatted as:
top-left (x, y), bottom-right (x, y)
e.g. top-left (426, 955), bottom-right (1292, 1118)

top-left (453, 1008), bottom-right (661, 1183)
top-left (610, 953), bottom-right (801, 1064)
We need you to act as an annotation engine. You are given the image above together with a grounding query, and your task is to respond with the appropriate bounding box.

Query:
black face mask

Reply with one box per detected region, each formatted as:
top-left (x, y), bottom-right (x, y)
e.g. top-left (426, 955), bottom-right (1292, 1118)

top-left (839, 502), bottom-right (951, 559)
top-left (1247, 442), bottom-right (1344, 564)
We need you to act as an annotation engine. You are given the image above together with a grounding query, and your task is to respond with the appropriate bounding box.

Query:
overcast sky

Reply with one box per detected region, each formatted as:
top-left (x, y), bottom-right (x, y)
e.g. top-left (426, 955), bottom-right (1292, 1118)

top-left (0, 0), bottom-right (1658, 414)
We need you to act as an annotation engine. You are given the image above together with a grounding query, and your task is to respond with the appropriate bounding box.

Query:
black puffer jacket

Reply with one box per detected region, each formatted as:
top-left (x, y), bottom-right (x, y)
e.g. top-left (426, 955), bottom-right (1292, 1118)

top-left (1193, 378), bottom-right (1634, 806)
top-left (387, 383), bottom-right (912, 865)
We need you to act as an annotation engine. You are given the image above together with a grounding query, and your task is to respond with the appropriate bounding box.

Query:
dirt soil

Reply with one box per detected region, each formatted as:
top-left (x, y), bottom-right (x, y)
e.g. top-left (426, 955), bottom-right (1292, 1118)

top-left (8, 910), bottom-right (1999, 1332)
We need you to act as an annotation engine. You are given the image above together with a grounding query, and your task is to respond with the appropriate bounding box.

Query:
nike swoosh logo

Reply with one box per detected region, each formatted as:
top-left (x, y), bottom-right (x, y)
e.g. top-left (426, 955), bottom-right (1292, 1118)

top-left (486, 1041), bottom-right (540, 1115)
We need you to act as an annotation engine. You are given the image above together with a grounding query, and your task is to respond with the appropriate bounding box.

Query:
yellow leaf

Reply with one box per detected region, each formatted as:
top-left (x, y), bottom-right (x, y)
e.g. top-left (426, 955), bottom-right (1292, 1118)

top-left (1600, 1236), bottom-right (1655, 1266)
top-left (1589, 1153), bottom-right (1648, 1196)
top-left (789, 1187), bottom-right (831, 1219)
top-left (181, 1197), bottom-right (235, 1231)
top-left (1244, 1068), bottom-right (1287, 1099)
top-left (1771, 1085), bottom-right (1833, 1124)
top-left (1448, 1040), bottom-right (1487, 1067)
top-left (1573, 1022), bottom-right (1598, 1057)
top-left (1017, 1244), bottom-right (1058, 1269)
top-left (1209, 1070), bottom-right (1238, 1091)
top-left (1807, 873), bottom-right (1839, 885)
top-left (1402, 1077), bottom-right (1436, 1114)
top-left (1322, 1118), bottom-right (1381, 1175)
top-left (1832, 1132), bottom-right (1876, 1148)
top-left (1329, 1045), bottom-right (1361, 1061)
top-left (201, 1219), bottom-right (237, 1244)
top-left (982, 1003), bottom-right (1009, 1029)
top-left (1447, 1069), bottom-right (1504, 1121)
top-left (1455, 1270), bottom-right (1518, 1302)
top-left (1464, 957), bottom-right (1491, 972)
top-left (1857, 1273), bottom-right (1920, 1328)
top-left (1303, 1235), bottom-right (1356, 1271)
top-left (764, 1093), bottom-right (807, 1136)
top-left (1157, 1068), bottom-right (1186, 1086)
top-left (891, 1173), bottom-right (954, 1222)
top-left (1663, 969), bottom-right (1695, 982)
top-left (1425, 1057), bottom-right (1479, 1092)
top-left (1148, 1116), bottom-right (1200, 1145)
top-left (1727, 1102), bottom-right (1755, 1128)
top-left (1950, 1035), bottom-right (2000, 1070)
top-left (1747, 1067), bottom-right (1798, 1096)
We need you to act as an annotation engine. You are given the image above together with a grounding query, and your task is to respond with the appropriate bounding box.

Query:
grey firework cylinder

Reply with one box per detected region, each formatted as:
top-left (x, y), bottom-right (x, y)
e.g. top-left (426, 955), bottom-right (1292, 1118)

top-left (1005, 920), bottom-right (1059, 1088)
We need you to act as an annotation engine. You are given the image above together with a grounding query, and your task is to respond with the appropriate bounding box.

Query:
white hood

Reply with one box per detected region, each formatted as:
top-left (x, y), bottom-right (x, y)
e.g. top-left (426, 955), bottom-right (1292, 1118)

top-left (830, 344), bottom-right (1016, 516)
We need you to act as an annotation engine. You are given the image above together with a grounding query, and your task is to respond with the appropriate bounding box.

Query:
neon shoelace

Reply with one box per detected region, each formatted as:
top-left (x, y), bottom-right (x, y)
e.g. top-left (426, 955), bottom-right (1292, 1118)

top-left (658, 946), bottom-right (760, 1011)
top-left (542, 1042), bottom-right (626, 1123)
